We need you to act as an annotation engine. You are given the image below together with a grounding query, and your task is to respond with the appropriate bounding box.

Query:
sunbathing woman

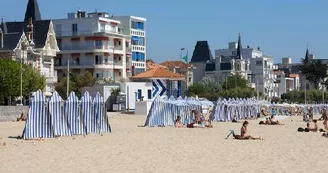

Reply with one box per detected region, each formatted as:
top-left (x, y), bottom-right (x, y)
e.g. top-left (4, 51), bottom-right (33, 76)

top-left (230, 121), bottom-right (263, 140)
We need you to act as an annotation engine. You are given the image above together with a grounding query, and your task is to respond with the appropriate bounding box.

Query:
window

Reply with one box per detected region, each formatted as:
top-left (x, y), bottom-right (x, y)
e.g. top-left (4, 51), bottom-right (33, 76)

top-left (95, 40), bottom-right (103, 49)
top-left (96, 73), bottom-right (99, 78)
top-left (74, 57), bottom-right (80, 65)
top-left (57, 40), bottom-right (62, 50)
top-left (72, 24), bottom-right (78, 36)
top-left (118, 71), bottom-right (121, 76)
top-left (137, 89), bottom-right (142, 100)
top-left (118, 57), bottom-right (121, 61)
top-left (118, 41), bottom-right (121, 46)
top-left (100, 23), bottom-right (105, 32)
top-left (55, 24), bottom-right (62, 35)
top-left (189, 77), bottom-right (192, 82)
top-left (95, 55), bottom-right (103, 65)
top-left (147, 89), bottom-right (152, 99)
top-left (256, 61), bottom-right (263, 66)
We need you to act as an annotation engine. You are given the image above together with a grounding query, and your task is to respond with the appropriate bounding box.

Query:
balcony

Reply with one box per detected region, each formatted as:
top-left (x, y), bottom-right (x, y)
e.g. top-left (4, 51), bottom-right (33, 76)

top-left (42, 49), bottom-right (57, 57)
top-left (132, 45), bottom-right (145, 52)
top-left (130, 29), bottom-right (145, 37)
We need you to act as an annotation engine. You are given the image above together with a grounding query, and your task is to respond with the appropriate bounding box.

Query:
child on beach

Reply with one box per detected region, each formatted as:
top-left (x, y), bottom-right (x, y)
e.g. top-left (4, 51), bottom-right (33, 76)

top-left (175, 116), bottom-right (182, 128)
top-left (319, 108), bottom-right (328, 130)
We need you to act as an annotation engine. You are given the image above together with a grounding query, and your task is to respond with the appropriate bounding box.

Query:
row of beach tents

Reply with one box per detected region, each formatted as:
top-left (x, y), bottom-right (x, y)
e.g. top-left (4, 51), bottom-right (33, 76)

top-left (144, 96), bottom-right (215, 127)
top-left (22, 90), bottom-right (111, 140)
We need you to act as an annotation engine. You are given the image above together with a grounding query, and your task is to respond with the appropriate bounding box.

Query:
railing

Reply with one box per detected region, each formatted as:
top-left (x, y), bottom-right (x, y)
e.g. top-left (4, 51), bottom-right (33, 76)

top-left (132, 45), bottom-right (145, 52)
top-left (56, 29), bottom-right (126, 37)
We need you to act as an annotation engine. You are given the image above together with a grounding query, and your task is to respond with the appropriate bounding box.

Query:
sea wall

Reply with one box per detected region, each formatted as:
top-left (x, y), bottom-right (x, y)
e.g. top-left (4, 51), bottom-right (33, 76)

top-left (0, 106), bottom-right (29, 122)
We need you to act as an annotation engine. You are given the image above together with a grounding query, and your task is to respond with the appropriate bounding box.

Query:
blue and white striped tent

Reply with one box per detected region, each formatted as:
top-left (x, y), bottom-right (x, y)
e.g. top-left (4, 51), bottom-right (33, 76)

top-left (23, 90), bottom-right (53, 139)
top-left (144, 96), bottom-right (214, 127)
top-left (81, 91), bottom-right (95, 134)
top-left (49, 91), bottom-right (71, 137)
top-left (94, 92), bottom-right (111, 133)
top-left (66, 92), bottom-right (84, 135)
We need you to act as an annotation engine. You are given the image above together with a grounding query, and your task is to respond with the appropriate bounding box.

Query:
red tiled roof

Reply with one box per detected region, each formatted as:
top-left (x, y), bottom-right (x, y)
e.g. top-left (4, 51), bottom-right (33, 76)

top-left (132, 67), bottom-right (185, 79)
top-left (160, 61), bottom-right (190, 69)
top-left (146, 61), bottom-right (167, 70)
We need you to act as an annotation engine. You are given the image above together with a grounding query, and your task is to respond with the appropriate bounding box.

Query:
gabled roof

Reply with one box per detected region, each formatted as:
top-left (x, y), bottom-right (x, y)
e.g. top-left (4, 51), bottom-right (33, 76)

top-left (0, 33), bottom-right (23, 51)
top-left (24, 0), bottom-right (42, 22)
top-left (1, 20), bottom-right (50, 49)
top-left (132, 67), bottom-right (185, 79)
top-left (190, 41), bottom-right (213, 63)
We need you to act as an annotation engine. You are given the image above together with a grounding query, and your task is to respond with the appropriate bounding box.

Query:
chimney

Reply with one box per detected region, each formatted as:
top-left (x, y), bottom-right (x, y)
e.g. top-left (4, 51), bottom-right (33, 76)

top-left (27, 17), bottom-right (34, 42)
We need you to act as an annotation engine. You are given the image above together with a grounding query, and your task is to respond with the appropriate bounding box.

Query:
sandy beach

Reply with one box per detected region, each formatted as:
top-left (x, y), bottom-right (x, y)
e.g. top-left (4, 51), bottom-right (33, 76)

top-left (1, 114), bottom-right (328, 173)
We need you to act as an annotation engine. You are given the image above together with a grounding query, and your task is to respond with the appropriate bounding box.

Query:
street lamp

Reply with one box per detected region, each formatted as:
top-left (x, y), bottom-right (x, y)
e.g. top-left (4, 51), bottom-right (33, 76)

top-left (20, 42), bottom-right (28, 106)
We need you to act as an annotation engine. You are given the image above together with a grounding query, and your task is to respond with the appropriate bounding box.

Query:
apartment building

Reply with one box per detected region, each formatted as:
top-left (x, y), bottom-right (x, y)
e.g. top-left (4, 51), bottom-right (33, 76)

top-left (53, 11), bottom-right (132, 82)
top-left (112, 16), bottom-right (147, 75)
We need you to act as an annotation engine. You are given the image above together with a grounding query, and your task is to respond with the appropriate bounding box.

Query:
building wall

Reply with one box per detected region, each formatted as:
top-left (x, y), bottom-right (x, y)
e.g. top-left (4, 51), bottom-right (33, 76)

top-left (191, 62), bottom-right (207, 83)
top-left (113, 16), bottom-right (147, 75)
top-left (0, 106), bottom-right (29, 122)
top-left (120, 82), bottom-right (152, 110)
top-left (53, 15), bottom-right (130, 81)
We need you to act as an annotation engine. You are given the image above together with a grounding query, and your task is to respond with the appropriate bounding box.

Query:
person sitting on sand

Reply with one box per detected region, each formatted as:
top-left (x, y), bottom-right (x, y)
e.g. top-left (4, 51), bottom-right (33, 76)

top-left (175, 116), bottom-right (182, 128)
top-left (307, 119), bottom-right (318, 132)
top-left (269, 115), bottom-right (284, 125)
top-left (17, 113), bottom-right (27, 122)
top-left (230, 121), bottom-right (263, 140)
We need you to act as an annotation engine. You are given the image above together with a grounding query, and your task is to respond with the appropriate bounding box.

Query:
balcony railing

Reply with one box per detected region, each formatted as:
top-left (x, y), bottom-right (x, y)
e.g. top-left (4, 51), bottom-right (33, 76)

top-left (56, 29), bottom-right (126, 37)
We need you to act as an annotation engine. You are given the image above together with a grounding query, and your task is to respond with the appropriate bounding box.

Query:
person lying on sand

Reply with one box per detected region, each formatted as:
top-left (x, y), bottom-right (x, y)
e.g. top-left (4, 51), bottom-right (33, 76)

top-left (175, 116), bottom-right (182, 128)
top-left (227, 121), bottom-right (263, 140)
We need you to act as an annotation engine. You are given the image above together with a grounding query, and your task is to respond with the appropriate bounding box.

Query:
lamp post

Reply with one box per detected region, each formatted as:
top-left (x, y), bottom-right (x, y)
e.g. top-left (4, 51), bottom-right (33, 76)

top-left (67, 60), bottom-right (69, 98)
top-left (20, 43), bottom-right (28, 106)
top-left (305, 83), bottom-right (308, 104)
top-left (113, 47), bottom-right (115, 83)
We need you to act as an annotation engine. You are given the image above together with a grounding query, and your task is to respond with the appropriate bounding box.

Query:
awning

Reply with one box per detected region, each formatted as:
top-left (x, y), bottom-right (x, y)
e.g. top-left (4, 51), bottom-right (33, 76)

top-left (131, 36), bottom-right (139, 41)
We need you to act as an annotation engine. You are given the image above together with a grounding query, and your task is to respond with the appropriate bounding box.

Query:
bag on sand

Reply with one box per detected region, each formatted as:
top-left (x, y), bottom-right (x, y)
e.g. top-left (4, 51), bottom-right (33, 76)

top-left (297, 127), bottom-right (305, 132)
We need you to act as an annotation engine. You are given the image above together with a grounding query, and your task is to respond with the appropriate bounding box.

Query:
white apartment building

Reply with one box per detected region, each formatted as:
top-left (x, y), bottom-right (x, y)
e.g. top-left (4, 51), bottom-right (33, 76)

top-left (273, 70), bottom-right (300, 96)
top-left (53, 11), bottom-right (132, 82)
top-left (251, 55), bottom-right (276, 98)
top-left (112, 16), bottom-right (147, 75)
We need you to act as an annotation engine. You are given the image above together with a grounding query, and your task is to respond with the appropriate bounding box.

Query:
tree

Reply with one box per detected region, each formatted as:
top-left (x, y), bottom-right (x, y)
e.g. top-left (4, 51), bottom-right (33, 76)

top-left (55, 71), bottom-right (97, 99)
top-left (299, 59), bottom-right (328, 89)
top-left (0, 58), bottom-right (45, 105)
top-left (221, 75), bottom-right (248, 90)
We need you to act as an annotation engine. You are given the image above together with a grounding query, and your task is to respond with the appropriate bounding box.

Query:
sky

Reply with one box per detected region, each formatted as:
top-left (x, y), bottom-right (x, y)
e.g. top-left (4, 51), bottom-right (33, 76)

top-left (1, 0), bottom-right (328, 63)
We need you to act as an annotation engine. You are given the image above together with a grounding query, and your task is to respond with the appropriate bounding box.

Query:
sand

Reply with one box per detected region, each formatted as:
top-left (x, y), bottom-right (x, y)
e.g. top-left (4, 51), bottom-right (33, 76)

top-left (1, 113), bottom-right (328, 173)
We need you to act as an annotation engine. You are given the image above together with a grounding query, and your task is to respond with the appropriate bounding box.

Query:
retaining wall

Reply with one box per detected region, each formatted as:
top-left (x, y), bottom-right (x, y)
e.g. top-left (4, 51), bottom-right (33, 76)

top-left (0, 106), bottom-right (29, 122)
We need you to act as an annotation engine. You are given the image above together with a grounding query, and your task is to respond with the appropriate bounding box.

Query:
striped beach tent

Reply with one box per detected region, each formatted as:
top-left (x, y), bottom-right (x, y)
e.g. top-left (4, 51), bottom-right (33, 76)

top-left (94, 92), bottom-right (111, 133)
top-left (81, 91), bottom-right (95, 134)
top-left (66, 92), bottom-right (84, 135)
top-left (23, 90), bottom-right (53, 139)
top-left (49, 91), bottom-right (71, 137)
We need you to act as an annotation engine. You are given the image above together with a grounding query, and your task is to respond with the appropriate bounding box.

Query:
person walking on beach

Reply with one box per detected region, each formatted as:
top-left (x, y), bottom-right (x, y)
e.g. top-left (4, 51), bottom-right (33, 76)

top-left (320, 108), bottom-right (328, 130)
